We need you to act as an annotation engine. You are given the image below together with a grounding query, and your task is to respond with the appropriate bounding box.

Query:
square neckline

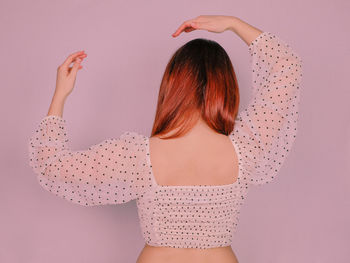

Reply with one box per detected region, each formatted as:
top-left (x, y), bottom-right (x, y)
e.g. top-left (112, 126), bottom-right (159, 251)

top-left (144, 133), bottom-right (242, 189)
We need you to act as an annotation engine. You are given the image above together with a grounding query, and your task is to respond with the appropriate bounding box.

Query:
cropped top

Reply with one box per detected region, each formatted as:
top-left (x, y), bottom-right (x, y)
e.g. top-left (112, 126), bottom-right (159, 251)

top-left (28, 31), bottom-right (303, 249)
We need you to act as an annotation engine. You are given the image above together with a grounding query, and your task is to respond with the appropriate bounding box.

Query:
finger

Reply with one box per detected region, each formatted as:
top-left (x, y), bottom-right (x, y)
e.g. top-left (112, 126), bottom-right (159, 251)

top-left (172, 22), bottom-right (189, 37)
top-left (61, 51), bottom-right (85, 70)
top-left (71, 53), bottom-right (87, 63)
top-left (60, 53), bottom-right (86, 73)
top-left (77, 53), bottom-right (87, 59)
top-left (190, 21), bottom-right (199, 28)
top-left (184, 27), bottom-right (196, 33)
top-left (73, 54), bottom-right (87, 63)
top-left (67, 53), bottom-right (86, 70)
top-left (70, 58), bottom-right (82, 76)
top-left (172, 20), bottom-right (194, 37)
top-left (172, 25), bottom-right (193, 37)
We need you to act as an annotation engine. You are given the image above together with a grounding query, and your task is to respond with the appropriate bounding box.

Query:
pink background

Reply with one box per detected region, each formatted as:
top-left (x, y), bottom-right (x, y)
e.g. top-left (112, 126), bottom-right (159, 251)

top-left (1, 0), bottom-right (349, 262)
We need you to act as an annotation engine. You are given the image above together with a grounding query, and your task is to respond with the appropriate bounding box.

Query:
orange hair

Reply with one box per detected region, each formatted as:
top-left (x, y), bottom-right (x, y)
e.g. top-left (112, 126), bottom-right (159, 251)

top-left (151, 38), bottom-right (239, 139)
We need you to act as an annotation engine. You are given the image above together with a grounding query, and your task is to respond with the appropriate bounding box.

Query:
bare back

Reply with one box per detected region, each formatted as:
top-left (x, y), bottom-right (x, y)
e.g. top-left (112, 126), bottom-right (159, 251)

top-left (149, 118), bottom-right (239, 187)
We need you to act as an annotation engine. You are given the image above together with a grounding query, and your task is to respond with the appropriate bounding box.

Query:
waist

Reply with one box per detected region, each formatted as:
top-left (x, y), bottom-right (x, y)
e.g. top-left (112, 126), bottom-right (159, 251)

top-left (136, 244), bottom-right (239, 263)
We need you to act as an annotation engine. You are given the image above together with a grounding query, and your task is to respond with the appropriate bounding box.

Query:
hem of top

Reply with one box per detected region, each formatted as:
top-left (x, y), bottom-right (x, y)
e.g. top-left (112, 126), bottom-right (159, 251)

top-left (144, 241), bottom-right (233, 249)
top-left (40, 114), bottom-right (66, 124)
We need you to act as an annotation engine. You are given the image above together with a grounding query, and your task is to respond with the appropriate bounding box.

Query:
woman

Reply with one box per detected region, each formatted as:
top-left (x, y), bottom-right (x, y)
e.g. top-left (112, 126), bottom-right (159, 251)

top-left (28, 15), bottom-right (303, 263)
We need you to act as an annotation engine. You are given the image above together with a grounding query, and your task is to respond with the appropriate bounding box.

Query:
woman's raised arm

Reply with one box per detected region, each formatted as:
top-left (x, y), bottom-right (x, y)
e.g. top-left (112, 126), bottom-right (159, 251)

top-left (229, 27), bottom-right (303, 185)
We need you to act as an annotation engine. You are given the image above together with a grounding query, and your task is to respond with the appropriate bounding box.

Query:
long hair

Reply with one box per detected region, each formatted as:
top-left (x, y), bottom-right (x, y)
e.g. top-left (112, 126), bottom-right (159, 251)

top-left (151, 38), bottom-right (239, 139)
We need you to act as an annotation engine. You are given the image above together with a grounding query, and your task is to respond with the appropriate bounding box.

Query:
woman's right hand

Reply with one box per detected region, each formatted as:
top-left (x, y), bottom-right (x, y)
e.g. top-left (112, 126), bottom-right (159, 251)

top-left (172, 15), bottom-right (234, 37)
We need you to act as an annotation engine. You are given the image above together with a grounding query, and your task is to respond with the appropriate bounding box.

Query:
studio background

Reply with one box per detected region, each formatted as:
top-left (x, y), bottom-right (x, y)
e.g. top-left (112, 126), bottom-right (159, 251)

top-left (0, 0), bottom-right (349, 262)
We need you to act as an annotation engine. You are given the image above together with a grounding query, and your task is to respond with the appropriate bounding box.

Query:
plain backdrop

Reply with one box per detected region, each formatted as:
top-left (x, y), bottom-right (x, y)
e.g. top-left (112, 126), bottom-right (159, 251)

top-left (0, 0), bottom-right (349, 262)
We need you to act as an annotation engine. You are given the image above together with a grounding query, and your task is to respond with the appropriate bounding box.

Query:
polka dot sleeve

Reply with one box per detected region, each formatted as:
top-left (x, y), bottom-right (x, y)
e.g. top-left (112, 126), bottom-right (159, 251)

top-left (28, 115), bottom-right (152, 206)
top-left (230, 31), bottom-right (303, 185)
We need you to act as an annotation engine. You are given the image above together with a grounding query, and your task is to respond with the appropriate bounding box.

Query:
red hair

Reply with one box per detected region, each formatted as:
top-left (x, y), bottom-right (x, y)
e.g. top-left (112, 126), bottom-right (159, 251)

top-left (151, 38), bottom-right (239, 139)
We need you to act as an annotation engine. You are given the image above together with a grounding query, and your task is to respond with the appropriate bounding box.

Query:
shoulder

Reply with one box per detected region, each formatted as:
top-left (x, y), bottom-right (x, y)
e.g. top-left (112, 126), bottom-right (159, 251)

top-left (120, 131), bottom-right (149, 145)
top-left (119, 131), bottom-right (150, 157)
top-left (119, 131), bottom-right (154, 192)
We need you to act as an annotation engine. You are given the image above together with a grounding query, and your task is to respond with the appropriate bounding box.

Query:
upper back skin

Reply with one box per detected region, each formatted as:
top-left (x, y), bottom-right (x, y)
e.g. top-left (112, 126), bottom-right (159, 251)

top-left (136, 118), bottom-right (240, 263)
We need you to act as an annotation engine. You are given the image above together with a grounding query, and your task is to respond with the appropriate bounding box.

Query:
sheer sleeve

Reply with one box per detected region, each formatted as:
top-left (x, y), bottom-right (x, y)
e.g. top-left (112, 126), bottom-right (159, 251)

top-left (28, 115), bottom-right (153, 206)
top-left (229, 31), bottom-right (303, 185)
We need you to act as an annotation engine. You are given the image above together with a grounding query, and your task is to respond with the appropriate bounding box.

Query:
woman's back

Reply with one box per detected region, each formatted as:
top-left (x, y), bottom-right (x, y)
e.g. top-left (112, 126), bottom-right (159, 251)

top-left (149, 117), bottom-right (239, 187)
top-left (138, 118), bottom-right (240, 263)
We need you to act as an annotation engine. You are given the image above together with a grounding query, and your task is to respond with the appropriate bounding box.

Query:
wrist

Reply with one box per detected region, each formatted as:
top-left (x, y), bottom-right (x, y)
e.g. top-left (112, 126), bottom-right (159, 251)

top-left (226, 16), bottom-right (240, 32)
top-left (47, 93), bottom-right (66, 117)
top-left (52, 91), bottom-right (67, 102)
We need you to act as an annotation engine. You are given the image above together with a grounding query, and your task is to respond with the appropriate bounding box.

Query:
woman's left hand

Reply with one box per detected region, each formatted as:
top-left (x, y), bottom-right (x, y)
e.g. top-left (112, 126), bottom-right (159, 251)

top-left (54, 50), bottom-right (87, 99)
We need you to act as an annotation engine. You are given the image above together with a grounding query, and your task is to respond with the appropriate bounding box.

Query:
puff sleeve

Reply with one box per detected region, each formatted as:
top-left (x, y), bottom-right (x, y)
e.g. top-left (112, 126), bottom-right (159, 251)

top-left (229, 31), bottom-right (303, 185)
top-left (28, 115), bottom-right (153, 206)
